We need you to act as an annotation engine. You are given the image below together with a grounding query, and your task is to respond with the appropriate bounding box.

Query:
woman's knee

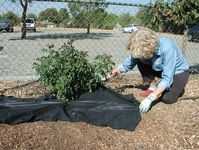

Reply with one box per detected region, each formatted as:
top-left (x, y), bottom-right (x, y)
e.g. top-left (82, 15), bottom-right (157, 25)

top-left (161, 89), bottom-right (185, 104)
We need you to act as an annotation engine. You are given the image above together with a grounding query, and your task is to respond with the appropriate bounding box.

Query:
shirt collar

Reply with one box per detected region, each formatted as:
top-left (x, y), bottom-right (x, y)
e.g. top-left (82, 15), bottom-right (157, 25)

top-left (155, 38), bottom-right (161, 56)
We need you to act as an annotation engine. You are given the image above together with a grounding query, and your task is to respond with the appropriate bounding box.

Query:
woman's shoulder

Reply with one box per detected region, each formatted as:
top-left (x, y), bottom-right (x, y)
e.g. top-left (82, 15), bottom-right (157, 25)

top-left (159, 36), bottom-right (176, 50)
top-left (159, 36), bottom-right (174, 44)
top-left (156, 36), bottom-right (178, 55)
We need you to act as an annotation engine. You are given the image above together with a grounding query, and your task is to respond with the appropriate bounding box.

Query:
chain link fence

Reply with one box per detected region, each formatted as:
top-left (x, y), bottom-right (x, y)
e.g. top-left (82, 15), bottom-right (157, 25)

top-left (0, 0), bottom-right (199, 94)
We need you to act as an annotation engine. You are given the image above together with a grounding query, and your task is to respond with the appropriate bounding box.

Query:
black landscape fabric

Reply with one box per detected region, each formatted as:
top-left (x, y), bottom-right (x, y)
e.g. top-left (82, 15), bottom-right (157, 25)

top-left (0, 86), bottom-right (141, 131)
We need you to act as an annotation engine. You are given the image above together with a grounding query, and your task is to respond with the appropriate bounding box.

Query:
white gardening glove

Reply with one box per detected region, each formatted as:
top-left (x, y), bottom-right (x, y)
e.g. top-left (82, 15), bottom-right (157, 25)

top-left (139, 93), bottom-right (157, 116)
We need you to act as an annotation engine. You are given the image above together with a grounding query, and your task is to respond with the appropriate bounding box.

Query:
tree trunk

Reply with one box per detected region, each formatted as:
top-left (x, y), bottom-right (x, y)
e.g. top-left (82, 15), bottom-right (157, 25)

top-left (21, 0), bottom-right (28, 39)
top-left (87, 22), bottom-right (90, 34)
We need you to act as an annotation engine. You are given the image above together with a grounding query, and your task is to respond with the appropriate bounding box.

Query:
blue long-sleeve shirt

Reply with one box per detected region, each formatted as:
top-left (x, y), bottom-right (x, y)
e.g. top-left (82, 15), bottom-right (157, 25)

top-left (118, 36), bottom-right (189, 88)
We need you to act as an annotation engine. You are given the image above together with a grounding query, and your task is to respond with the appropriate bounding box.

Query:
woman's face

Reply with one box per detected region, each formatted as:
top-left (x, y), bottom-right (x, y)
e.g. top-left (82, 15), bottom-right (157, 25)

top-left (140, 51), bottom-right (154, 60)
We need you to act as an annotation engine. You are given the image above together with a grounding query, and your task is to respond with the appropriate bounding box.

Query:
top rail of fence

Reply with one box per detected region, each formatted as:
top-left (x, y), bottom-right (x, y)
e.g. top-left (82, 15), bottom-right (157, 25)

top-left (34, 0), bottom-right (153, 7)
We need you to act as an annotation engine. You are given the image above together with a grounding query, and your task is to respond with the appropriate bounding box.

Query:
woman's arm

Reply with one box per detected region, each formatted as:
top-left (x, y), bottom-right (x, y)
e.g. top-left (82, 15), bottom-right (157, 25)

top-left (152, 87), bottom-right (166, 99)
top-left (110, 55), bottom-right (137, 78)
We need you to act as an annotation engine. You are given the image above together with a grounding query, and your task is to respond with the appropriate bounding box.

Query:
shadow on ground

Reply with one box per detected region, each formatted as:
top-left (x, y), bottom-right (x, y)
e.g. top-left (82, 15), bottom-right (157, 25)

top-left (9, 32), bottom-right (114, 41)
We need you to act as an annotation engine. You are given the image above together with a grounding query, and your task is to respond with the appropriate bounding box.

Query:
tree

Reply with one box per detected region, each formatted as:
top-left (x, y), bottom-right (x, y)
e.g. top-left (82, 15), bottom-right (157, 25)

top-left (136, 0), bottom-right (199, 34)
top-left (68, 0), bottom-right (107, 33)
top-left (20, 0), bottom-right (30, 39)
top-left (90, 10), bottom-right (117, 29)
top-left (57, 8), bottom-right (70, 27)
top-left (168, 0), bottom-right (199, 33)
top-left (11, 0), bottom-right (32, 39)
top-left (118, 13), bottom-right (137, 27)
top-left (101, 13), bottom-right (117, 29)
top-left (1, 11), bottom-right (20, 25)
top-left (38, 8), bottom-right (58, 24)
top-left (136, 7), bottom-right (150, 25)
top-left (27, 13), bottom-right (37, 20)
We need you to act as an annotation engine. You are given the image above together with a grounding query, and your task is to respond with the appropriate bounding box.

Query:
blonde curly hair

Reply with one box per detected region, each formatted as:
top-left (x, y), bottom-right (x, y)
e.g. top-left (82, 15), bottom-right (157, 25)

top-left (126, 27), bottom-right (159, 59)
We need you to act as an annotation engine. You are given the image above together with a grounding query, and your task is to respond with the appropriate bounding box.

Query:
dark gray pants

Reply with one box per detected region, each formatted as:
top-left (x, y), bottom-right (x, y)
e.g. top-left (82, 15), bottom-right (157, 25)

top-left (137, 60), bottom-right (189, 104)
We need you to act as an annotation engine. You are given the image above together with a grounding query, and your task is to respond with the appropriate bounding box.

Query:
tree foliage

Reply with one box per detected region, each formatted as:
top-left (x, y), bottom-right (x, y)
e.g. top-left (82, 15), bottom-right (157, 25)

top-left (38, 8), bottom-right (58, 23)
top-left (100, 13), bottom-right (117, 29)
top-left (27, 13), bottom-right (37, 20)
top-left (117, 13), bottom-right (137, 27)
top-left (57, 8), bottom-right (70, 27)
top-left (68, 0), bottom-right (107, 33)
top-left (136, 0), bottom-right (199, 34)
top-left (90, 10), bottom-right (117, 29)
top-left (1, 11), bottom-right (20, 25)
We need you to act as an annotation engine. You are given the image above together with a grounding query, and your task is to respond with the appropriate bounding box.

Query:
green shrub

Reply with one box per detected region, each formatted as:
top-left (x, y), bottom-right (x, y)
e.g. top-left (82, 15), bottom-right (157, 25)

top-left (34, 42), bottom-right (115, 101)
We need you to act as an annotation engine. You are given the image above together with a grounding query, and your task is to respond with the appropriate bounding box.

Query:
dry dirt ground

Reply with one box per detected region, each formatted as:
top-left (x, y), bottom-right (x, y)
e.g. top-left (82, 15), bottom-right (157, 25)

top-left (0, 74), bottom-right (198, 150)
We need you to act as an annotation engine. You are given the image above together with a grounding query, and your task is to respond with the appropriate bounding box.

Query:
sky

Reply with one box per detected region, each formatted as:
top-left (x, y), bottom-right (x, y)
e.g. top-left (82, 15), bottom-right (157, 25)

top-left (0, 0), bottom-right (169, 16)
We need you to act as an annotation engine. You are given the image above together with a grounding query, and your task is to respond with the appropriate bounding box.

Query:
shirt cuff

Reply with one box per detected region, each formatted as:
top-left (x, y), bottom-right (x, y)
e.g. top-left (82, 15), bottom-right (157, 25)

top-left (118, 64), bottom-right (128, 73)
top-left (157, 80), bottom-right (169, 88)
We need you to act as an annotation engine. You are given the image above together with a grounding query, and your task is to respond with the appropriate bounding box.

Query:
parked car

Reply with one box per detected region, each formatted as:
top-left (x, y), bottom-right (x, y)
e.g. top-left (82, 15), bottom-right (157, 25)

top-left (187, 23), bottom-right (199, 41)
top-left (122, 24), bottom-right (138, 33)
top-left (0, 19), bottom-right (14, 32)
top-left (22, 18), bottom-right (36, 32)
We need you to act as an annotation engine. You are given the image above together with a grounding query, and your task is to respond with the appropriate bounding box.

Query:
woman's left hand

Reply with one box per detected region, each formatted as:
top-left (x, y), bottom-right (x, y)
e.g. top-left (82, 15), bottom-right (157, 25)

top-left (139, 93), bottom-right (157, 116)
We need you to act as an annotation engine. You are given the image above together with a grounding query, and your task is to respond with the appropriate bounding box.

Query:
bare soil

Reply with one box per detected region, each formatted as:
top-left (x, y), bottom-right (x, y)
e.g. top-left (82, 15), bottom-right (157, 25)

top-left (0, 74), bottom-right (199, 150)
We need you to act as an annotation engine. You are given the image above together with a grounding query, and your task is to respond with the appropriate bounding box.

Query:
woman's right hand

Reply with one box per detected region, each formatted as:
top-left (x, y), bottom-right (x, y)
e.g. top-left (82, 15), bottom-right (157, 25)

top-left (109, 68), bottom-right (121, 78)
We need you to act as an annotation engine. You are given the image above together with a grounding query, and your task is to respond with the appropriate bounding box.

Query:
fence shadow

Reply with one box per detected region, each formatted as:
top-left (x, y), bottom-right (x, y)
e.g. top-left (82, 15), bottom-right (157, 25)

top-left (9, 32), bottom-right (114, 41)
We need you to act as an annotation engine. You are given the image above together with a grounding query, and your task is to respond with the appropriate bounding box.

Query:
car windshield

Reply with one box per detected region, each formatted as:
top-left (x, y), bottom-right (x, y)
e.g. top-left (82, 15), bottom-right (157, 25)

top-left (26, 19), bottom-right (34, 23)
top-left (0, 20), bottom-right (10, 24)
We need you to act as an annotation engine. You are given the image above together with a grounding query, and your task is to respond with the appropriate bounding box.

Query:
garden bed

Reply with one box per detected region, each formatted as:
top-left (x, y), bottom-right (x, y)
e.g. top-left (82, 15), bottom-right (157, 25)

top-left (0, 74), bottom-right (198, 150)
